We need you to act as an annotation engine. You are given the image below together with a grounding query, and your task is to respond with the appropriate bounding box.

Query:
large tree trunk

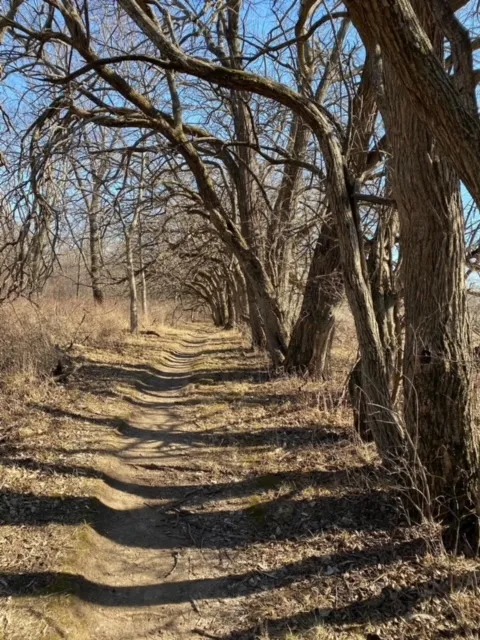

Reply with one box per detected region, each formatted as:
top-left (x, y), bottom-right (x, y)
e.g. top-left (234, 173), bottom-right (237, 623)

top-left (369, 205), bottom-right (402, 401)
top-left (224, 280), bottom-right (236, 329)
top-left (285, 219), bottom-right (342, 377)
top-left (217, 281), bottom-right (228, 328)
top-left (345, 0), bottom-right (480, 211)
top-left (378, 5), bottom-right (480, 548)
top-left (246, 282), bottom-right (266, 349)
top-left (231, 262), bottom-right (248, 327)
top-left (349, 203), bottom-right (401, 441)
top-left (286, 50), bottom-right (379, 380)
top-left (225, 0), bottom-right (289, 358)
top-left (318, 137), bottom-right (405, 461)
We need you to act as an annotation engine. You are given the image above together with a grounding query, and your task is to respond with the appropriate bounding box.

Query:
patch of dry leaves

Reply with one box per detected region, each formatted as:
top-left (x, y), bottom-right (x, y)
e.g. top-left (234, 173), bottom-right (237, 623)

top-left (1, 322), bottom-right (480, 640)
top-left (167, 334), bottom-right (480, 640)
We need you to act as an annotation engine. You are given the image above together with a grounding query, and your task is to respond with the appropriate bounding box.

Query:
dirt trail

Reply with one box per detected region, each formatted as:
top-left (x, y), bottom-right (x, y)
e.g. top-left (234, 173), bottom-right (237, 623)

top-left (75, 329), bottom-right (227, 640)
top-left (5, 324), bottom-right (480, 639)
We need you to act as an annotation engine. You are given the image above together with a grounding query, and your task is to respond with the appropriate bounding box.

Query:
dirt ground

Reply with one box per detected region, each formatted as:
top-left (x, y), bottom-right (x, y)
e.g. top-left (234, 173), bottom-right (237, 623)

top-left (1, 324), bottom-right (480, 640)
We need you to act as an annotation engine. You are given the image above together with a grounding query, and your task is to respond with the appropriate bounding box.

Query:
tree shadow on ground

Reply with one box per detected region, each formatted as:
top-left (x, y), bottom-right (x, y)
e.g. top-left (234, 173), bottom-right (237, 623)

top-left (71, 359), bottom-right (264, 399)
top-left (5, 338), bottom-right (475, 638)
top-left (2, 563), bottom-right (477, 640)
top-left (0, 456), bottom-right (105, 480)
top-left (0, 536), bottom-right (428, 605)
top-left (27, 398), bottom-right (351, 453)
top-left (0, 473), bottom-right (396, 543)
top-left (218, 570), bottom-right (479, 639)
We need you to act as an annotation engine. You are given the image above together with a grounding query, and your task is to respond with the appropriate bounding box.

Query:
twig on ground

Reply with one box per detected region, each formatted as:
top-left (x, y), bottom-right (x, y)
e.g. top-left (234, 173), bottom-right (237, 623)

top-left (192, 628), bottom-right (222, 639)
top-left (156, 488), bottom-right (202, 512)
top-left (163, 551), bottom-right (179, 579)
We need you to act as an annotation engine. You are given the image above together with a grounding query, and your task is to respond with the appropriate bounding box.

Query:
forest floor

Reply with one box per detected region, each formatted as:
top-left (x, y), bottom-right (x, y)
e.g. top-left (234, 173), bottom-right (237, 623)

top-left (1, 323), bottom-right (480, 640)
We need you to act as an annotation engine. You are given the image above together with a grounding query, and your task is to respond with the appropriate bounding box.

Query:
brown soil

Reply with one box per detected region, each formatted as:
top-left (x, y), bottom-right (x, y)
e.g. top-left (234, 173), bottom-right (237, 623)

top-left (1, 325), bottom-right (480, 640)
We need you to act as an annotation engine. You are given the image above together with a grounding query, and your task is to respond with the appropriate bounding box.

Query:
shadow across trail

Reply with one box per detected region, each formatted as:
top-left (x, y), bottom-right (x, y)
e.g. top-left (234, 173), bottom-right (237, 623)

top-left (3, 553), bottom-right (477, 639)
top-left (0, 478), bottom-right (395, 544)
top-left (0, 536), bottom-right (428, 607)
top-left (2, 327), bottom-right (477, 639)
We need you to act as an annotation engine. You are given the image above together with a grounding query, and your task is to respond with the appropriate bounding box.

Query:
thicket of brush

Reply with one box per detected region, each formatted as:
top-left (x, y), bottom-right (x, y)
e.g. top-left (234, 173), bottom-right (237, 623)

top-left (0, 295), bottom-right (182, 394)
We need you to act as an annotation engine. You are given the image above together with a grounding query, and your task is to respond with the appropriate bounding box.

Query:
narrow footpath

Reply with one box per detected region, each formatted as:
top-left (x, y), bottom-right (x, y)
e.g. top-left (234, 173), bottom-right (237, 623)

top-left (75, 330), bottom-right (230, 639)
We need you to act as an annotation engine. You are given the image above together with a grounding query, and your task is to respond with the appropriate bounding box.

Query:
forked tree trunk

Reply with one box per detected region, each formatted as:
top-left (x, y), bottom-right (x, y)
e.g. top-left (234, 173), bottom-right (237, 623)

top-left (379, 5), bottom-right (480, 548)
top-left (285, 219), bottom-right (343, 377)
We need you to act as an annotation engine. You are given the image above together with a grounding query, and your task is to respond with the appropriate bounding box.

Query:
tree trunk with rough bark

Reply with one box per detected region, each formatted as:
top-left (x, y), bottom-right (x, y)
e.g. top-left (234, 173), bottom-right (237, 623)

top-left (267, 115), bottom-right (309, 317)
top-left (88, 186), bottom-right (104, 306)
top-left (125, 233), bottom-right (139, 335)
top-left (245, 283), bottom-right (265, 349)
top-left (387, 82), bottom-right (479, 545)
top-left (349, 2), bottom-right (480, 548)
top-left (286, 51), bottom-right (379, 380)
top-left (137, 215), bottom-right (148, 319)
top-left (349, 203), bottom-right (401, 441)
top-left (345, 0), bottom-right (480, 211)
top-left (224, 280), bottom-right (236, 329)
top-left (285, 219), bottom-right (342, 377)
top-left (231, 263), bottom-right (248, 326)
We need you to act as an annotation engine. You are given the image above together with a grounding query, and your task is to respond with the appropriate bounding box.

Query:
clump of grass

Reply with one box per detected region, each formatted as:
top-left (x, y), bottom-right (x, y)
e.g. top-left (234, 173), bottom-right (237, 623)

top-left (0, 298), bottom-right (132, 390)
top-left (247, 494), bottom-right (269, 525)
top-left (0, 302), bottom-right (57, 384)
top-left (36, 298), bottom-right (129, 348)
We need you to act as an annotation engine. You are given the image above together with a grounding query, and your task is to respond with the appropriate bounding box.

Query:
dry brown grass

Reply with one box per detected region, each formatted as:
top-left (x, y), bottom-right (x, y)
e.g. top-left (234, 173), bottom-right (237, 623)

top-left (0, 298), bottom-right (185, 639)
top-left (1, 303), bottom-right (480, 640)
top-left (170, 331), bottom-right (480, 640)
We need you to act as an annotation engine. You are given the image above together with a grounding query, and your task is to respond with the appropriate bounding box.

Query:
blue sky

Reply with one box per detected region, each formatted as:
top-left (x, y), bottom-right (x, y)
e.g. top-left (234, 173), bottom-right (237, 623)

top-left (0, 0), bottom-right (479, 287)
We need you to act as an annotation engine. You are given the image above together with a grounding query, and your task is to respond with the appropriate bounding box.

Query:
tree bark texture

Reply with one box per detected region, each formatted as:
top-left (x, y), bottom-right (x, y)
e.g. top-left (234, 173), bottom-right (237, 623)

top-left (285, 218), bottom-right (342, 377)
top-left (351, 1), bottom-right (480, 547)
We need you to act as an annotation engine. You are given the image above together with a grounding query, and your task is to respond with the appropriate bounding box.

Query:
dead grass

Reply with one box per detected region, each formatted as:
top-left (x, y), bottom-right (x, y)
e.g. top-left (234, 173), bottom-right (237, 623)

top-left (1, 306), bottom-right (480, 639)
top-left (0, 299), bottom-right (188, 638)
top-left (169, 331), bottom-right (480, 640)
